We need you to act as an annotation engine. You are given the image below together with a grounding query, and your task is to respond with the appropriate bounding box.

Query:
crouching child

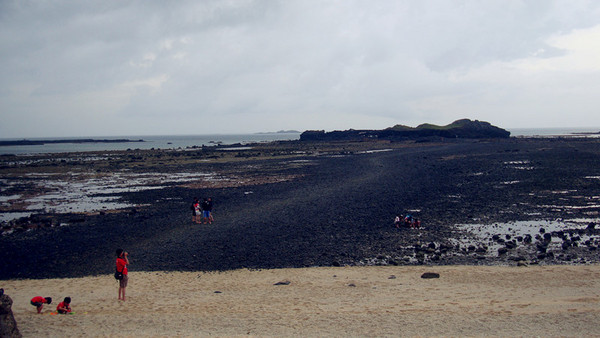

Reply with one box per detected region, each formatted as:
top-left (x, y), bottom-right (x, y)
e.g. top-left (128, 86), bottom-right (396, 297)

top-left (57, 297), bottom-right (72, 314)
top-left (30, 296), bottom-right (52, 314)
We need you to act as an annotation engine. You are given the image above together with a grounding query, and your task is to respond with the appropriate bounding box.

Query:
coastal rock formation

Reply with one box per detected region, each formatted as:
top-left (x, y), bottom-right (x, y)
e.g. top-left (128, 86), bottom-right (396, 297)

top-left (0, 293), bottom-right (21, 338)
top-left (2, 137), bottom-right (600, 279)
top-left (300, 119), bottom-right (510, 141)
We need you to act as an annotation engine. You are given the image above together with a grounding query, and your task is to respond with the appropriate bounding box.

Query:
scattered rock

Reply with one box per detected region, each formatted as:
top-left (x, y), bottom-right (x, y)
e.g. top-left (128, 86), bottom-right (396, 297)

top-left (587, 223), bottom-right (596, 231)
top-left (348, 283), bottom-right (357, 287)
top-left (536, 243), bottom-right (547, 253)
top-left (273, 280), bottom-right (291, 286)
top-left (421, 272), bottom-right (440, 279)
top-left (388, 275), bottom-right (396, 279)
top-left (475, 246), bottom-right (488, 253)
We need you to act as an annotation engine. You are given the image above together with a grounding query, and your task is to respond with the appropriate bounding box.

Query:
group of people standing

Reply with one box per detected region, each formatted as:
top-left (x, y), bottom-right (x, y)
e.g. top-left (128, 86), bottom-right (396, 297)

top-left (27, 196), bottom-right (216, 314)
top-left (192, 197), bottom-right (214, 224)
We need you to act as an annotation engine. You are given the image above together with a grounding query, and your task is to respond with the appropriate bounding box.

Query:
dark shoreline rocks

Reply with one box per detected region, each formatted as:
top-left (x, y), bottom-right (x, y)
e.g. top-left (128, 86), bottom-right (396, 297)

top-left (1, 137), bottom-right (600, 279)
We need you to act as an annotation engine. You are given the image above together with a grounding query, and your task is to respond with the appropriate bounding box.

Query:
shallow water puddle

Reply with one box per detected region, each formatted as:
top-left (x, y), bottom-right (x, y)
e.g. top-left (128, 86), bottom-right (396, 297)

top-left (0, 171), bottom-right (215, 222)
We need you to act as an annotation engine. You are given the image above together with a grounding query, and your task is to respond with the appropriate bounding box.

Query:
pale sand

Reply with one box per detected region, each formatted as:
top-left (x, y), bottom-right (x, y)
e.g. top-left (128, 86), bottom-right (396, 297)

top-left (3, 265), bottom-right (600, 337)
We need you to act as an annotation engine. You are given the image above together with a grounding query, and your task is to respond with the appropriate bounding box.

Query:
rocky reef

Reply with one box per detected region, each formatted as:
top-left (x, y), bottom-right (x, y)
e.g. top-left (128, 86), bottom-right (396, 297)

top-left (300, 119), bottom-right (510, 141)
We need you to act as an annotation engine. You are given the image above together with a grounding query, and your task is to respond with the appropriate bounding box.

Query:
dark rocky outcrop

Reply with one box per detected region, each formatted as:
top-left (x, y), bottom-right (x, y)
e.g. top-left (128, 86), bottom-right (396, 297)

top-left (0, 293), bottom-right (21, 338)
top-left (2, 137), bottom-right (600, 279)
top-left (300, 119), bottom-right (510, 141)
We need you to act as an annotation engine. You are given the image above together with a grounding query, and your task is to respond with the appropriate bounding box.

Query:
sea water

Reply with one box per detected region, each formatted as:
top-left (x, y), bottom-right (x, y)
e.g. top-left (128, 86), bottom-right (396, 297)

top-left (509, 127), bottom-right (600, 137)
top-left (0, 133), bottom-right (301, 155)
top-left (1, 128), bottom-right (599, 155)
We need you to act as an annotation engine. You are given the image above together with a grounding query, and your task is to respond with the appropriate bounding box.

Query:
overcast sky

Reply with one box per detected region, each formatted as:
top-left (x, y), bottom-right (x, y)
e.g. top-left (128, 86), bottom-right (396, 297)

top-left (1, 1), bottom-right (600, 138)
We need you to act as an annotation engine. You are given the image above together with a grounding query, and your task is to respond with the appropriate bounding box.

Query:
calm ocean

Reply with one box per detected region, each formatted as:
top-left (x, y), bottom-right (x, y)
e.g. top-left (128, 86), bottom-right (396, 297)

top-left (1, 128), bottom-right (599, 155)
top-left (0, 133), bottom-right (301, 155)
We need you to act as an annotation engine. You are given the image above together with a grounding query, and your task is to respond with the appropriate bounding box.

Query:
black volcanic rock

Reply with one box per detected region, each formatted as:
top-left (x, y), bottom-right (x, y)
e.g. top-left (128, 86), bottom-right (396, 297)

top-left (421, 272), bottom-right (440, 279)
top-left (3, 137), bottom-right (600, 279)
top-left (0, 293), bottom-right (21, 338)
top-left (300, 119), bottom-right (510, 141)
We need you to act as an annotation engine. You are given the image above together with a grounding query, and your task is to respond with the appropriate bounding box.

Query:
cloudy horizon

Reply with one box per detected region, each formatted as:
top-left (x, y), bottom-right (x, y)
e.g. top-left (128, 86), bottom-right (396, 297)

top-left (1, 0), bottom-right (600, 138)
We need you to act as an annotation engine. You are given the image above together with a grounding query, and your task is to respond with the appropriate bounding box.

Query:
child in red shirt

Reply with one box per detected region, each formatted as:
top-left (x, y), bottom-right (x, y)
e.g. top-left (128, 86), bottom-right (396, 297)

top-left (30, 296), bottom-right (52, 314)
top-left (56, 297), bottom-right (72, 314)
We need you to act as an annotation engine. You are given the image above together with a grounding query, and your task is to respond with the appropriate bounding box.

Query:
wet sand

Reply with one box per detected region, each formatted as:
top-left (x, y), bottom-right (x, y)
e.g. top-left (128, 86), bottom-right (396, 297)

top-left (4, 265), bottom-right (600, 337)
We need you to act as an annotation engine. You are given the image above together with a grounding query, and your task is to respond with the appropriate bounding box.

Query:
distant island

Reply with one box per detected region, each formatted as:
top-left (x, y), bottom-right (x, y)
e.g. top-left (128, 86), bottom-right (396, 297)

top-left (300, 119), bottom-right (510, 141)
top-left (255, 130), bottom-right (301, 135)
top-left (0, 138), bottom-right (145, 147)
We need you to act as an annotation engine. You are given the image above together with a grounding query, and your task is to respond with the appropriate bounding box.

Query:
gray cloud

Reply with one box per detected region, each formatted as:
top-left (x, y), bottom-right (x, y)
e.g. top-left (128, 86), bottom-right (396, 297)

top-left (1, 0), bottom-right (600, 137)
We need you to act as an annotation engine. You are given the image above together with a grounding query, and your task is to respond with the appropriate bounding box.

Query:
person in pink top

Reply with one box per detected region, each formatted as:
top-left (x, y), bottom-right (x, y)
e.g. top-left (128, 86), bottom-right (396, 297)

top-left (116, 249), bottom-right (129, 301)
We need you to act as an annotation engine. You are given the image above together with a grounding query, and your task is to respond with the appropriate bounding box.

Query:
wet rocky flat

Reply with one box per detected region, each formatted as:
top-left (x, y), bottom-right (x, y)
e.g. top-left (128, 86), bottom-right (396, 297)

top-left (1, 137), bottom-right (599, 279)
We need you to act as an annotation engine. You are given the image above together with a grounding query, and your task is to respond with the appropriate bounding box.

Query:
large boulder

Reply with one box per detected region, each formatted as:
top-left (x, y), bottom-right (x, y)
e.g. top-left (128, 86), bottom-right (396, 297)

top-left (0, 292), bottom-right (22, 338)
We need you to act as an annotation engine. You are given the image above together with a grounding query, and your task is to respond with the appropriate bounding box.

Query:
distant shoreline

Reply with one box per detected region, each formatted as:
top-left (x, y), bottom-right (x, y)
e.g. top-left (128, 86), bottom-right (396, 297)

top-left (0, 138), bottom-right (145, 147)
top-left (254, 130), bottom-right (300, 135)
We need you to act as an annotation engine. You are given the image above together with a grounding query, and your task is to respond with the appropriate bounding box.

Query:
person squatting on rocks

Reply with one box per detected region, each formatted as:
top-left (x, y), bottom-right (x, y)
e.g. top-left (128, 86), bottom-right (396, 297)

top-left (30, 296), bottom-right (51, 314)
top-left (56, 297), bottom-right (72, 314)
top-left (116, 249), bottom-right (129, 301)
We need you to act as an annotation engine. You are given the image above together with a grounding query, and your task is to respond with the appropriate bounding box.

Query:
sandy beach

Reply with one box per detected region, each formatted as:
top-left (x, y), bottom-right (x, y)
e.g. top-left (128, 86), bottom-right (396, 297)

top-left (3, 264), bottom-right (600, 337)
